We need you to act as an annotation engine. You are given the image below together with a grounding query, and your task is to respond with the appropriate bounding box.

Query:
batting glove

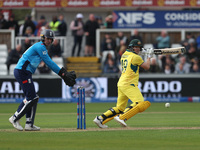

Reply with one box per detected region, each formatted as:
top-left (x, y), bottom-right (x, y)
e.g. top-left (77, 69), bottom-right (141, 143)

top-left (139, 48), bottom-right (147, 56)
top-left (147, 48), bottom-right (153, 58)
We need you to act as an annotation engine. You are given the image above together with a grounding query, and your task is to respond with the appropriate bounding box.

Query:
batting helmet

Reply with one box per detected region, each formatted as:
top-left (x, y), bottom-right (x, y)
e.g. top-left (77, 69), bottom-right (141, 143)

top-left (40, 29), bottom-right (55, 43)
top-left (128, 39), bottom-right (142, 48)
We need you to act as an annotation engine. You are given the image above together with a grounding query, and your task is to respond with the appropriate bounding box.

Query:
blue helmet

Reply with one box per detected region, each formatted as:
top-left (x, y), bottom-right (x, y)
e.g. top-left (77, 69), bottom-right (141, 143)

top-left (40, 29), bottom-right (55, 42)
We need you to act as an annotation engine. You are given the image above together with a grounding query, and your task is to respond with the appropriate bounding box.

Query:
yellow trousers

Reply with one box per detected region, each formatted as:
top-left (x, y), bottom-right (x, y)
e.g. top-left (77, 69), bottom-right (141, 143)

top-left (102, 85), bottom-right (144, 124)
top-left (117, 85), bottom-right (144, 111)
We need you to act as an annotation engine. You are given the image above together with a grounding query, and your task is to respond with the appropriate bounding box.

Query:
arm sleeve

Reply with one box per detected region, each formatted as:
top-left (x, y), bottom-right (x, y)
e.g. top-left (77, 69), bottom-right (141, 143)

top-left (84, 21), bottom-right (89, 32)
top-left (132, 55), bottom-right (144, 66)
top-left (70, 21), bottom-right (79, 30)
top-left (37, 47), bottom-right (61, 74)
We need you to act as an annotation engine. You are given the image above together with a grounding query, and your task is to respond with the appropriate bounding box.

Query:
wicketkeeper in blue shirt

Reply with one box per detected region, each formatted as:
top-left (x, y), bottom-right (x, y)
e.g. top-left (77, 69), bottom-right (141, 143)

top-left (9, 29), bottom-right (76, 131)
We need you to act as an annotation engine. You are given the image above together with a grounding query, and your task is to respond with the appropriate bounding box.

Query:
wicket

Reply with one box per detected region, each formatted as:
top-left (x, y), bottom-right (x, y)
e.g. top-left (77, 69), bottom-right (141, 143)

top-left (77, 86), bottom-right (86, 129)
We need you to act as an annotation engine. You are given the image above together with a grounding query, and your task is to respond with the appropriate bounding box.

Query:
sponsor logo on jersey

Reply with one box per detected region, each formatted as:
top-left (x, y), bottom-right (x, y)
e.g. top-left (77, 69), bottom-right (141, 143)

top-left (42, 51), bottom-right (47, 55)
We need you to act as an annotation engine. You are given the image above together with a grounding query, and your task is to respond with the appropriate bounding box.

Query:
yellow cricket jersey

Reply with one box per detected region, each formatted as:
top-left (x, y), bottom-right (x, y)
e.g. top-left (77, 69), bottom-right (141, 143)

top-left (118, 50), bottom-right (144, 87)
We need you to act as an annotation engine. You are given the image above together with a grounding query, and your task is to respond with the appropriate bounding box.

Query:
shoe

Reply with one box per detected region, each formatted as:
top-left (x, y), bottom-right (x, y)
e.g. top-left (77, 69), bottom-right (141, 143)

top-left (93, 116), bottom-right (108, 128)
top-left (114, 116), bottom-right (127, 127)
top-left (9, 116), bottom-right (23, 131)
top-left (25, 124), bottom-right (40, 131)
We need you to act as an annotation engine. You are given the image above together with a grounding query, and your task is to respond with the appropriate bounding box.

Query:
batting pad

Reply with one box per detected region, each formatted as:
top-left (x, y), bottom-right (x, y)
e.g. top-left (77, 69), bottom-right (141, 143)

top-left (102, 116), bottom-right (115, 125)
top-left (119, 101), bottom-right (151, 121)
top-left (14, 97), bottom-right (39, 122)
top-left (101, 107), bottom-right (122, 125)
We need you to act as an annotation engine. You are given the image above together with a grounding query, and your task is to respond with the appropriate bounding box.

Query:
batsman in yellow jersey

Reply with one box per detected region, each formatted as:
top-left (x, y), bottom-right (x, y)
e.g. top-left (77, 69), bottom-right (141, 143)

top-left (93, 39), bottom-right (153, 128)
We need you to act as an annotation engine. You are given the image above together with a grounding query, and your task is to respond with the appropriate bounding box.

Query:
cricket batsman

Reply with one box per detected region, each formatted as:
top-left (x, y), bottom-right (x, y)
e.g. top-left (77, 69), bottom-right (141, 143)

top-left (9, 29), bottom-right (76, 131)
top-left (93, 39), bottom-right (152, 128)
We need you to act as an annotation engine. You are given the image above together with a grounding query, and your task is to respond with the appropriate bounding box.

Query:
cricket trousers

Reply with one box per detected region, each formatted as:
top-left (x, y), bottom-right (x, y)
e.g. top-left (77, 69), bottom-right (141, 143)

top-left (14, 69), bottom-right (37, 118)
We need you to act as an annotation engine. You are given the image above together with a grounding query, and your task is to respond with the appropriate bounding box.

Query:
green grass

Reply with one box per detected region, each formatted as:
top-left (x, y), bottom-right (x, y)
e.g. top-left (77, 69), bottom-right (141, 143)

top-left (1, 102), bottom-right (200, 150)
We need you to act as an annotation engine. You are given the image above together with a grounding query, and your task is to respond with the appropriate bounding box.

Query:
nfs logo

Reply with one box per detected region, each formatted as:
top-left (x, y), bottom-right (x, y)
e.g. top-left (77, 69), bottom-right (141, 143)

top-left (115, 12), bottom-right (156, 25)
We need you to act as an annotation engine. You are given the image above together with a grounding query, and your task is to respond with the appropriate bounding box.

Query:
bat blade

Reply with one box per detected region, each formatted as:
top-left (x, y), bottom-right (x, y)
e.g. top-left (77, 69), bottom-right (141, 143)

top-left (153, 47), bottom-right (186, 55)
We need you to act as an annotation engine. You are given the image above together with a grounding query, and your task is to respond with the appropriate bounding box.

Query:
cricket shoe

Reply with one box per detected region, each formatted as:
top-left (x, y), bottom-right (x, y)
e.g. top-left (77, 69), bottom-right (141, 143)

top-left (93, 116), bottom-right (108, 128)
top-left (9, 116), bottom-right (23, 131)
top-left (25, 124), bottom-right (40, 131)
top-left (114, 116), bottom-right (127, 127)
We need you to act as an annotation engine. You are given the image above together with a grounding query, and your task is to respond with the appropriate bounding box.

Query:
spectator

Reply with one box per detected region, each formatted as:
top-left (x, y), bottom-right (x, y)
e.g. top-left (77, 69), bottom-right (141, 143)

top-left (18, 16), bottom-right (27, 36)
top-left (165, 56), bottom-right (175, 73)
top-left (0, 13), bottom-right (8, 29)
top-left (49, 39), bottom-right (62, 57)
top-left (103, 52), bottom-right (114, 65)
top-left (6, 45), bottom-right (23, 72)
top-left (49, 16), bottom-right (60, 36)
top-left (104, 59), bottom-right (119, 73)
top-left (24, 26), bottom-right (34, 37)
top-left (156, 30), bottom-right (170, 49)
top-left (196, 34), bottom-right (200, 51)
top-left (22, 15), bottom-right (36, 36)
top-left (190, 63), bottom-right (200, 73)
top-left (103, 54), bottom-right (119, 73)
top-left (7, 14), bottom-right (19, 36)
top-left (58, 14), bottom-right (67, 36)
top-left (164, 64), bottom-right (171, 74)
top-left (70, 13), bottom-right (84, 56)
top-left (160, 55), bottom-right (175, 73)
top-left (84, 13), bottom-right (99, 56)
top-left (186, 45), bottom-right (198, 61)
top-left (190, 57), bottom-right (200, 73)
top-left (181, 32), bottom-right (196, 50)
top-left (38, 61), bottom-right (51, 74)
top-left (21, 38), bottom-right (32, 53)
top-left (96, 16), bottom-right (104, 28)
top-left (116, 32), bottom-right (128, 47)
top-left (149, 58), bottom-right (160, 73)
top-left (130, 29), bottom-right (142, 43)
top-left (101, 33), bottom-right (116, 53)
top-left (115, 32), bottom-right (128, 54)
top-left (104, 15), bottom-right (113, 28)
top-left (176, 63), bottom-right (185, 74)
top-left (175, 56), bottom-right (191, 74)
top-left (36, 15), bottom-right (47, 36)
top-left (37, 25), bottom-right (49, 37)
top-left (116, 40), bottom-right (127, 63)
top-left (117, 44), bottom-right (126, 62)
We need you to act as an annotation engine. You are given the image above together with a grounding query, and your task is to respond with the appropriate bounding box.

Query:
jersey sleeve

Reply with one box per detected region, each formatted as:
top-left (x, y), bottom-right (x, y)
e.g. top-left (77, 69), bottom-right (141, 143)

top-left (37, 46), bottom-right (61, 74)
top-left (132, 55), bottom-right (144, 66)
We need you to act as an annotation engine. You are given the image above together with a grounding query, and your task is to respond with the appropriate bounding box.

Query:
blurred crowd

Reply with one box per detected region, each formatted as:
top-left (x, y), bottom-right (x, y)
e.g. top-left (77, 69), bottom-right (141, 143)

top-left (101, 30), bottom-right (200, 74)
top-left (0, 12), bottom-right (200, 75)
top-left (0, 12), bottom-right (114, 74)
top-left (0, 13), bottom-right (67, 37)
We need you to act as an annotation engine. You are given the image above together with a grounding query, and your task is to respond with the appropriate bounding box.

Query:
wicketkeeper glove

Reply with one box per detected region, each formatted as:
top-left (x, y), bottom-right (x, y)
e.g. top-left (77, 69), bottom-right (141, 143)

top-left (58, 67), bottom-right (76, 87)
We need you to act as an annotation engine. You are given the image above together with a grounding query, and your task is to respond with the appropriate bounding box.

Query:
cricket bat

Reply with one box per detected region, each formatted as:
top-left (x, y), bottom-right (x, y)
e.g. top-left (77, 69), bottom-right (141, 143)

top-left (153, 47), bottom-right (186, 55)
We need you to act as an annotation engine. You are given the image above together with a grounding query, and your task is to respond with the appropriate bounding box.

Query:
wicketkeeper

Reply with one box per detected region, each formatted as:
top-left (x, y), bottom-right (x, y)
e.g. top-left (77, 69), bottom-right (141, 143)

top-left (9, 29), bottom-right (76, 131)
top-left (93, 39), bottom-right (152, 128)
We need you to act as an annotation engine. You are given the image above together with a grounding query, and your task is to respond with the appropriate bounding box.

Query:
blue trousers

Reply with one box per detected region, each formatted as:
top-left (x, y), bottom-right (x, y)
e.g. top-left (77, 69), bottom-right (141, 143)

top-left (14, 69), bottom-right (37, 118)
